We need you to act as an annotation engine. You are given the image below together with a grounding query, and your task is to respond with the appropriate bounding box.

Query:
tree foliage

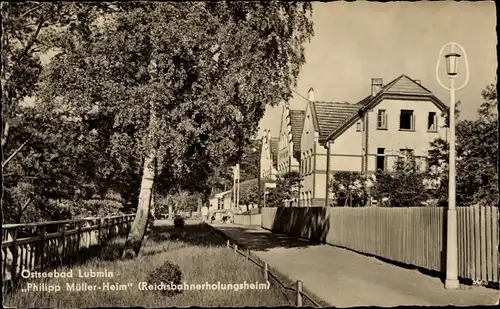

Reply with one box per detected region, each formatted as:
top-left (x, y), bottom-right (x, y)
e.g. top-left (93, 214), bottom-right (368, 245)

top-left (427, 83), bottom-right (498, 207)
top-left (157, 192), bottom-right (198, 215)
top-left (265, 171), bottom-right (302, 207)
top-left (2, 2), bottom-right (314, 223)
top-left (40, 1), bottom-right (314, 198)
top-left (372, 153), bottom-right (429, 207)
top-left (236, 179), bottom-right (260, 211)
top-left (329, 171), bottom-right (368, 207)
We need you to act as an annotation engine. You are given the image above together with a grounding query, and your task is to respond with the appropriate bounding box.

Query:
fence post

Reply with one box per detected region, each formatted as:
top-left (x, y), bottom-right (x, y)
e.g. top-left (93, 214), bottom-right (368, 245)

top-left (76, 222), bottom-right (81, 261)
top-left (103, 218), bottom-right (107, 241)
top-left (234, 244), bottom-right (238, 253)
top-left (264, 262), bottom-right (269, 281)
top-left (296, 280), bottom-right (303, 307)
top-left (10, 228), bottom-right (18, 285)
top-left (38, 226), bottom-right (46, 270)
top-left (106, 218), bottom-right (111, 240)
top-left (60, 224), bottom-right (66, 263)
top-left (112, 217), bottom-right (116, 238)
top-left (246, 248), bottom-right (250, 260)
top-left (226, 240), bottom-right (230, 248)
top-left (97, 218), bottom-right (102, 245)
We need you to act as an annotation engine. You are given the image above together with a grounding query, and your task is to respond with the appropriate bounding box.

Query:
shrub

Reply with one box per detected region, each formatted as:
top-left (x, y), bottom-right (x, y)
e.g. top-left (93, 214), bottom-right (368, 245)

top-left (372, 155), bottom-right (429, 207)
top-left (146, 261), bottom-right (183, 297)
top-left (329, 171), bottom-right (368, 207)
top-left (174, 216), bottom-right (185, 228)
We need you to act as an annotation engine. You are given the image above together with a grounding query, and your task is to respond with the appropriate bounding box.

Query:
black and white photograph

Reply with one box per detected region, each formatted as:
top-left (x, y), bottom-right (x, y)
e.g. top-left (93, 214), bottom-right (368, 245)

top-left (1, 1), bottom-right (498, 308)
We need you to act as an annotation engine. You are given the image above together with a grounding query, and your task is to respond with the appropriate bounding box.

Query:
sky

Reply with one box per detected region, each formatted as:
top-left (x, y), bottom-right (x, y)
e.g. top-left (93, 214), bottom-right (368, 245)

top-left (258, 1), bottom-right (497, 138)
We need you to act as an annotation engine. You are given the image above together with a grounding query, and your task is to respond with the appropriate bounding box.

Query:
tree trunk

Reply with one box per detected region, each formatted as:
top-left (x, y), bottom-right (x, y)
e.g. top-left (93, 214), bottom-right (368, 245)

top-left (1, 121), bottom-right (9, 148)
top-left (122, 101), bottom-right (157, 259)
top-left (122, 153), bottom-right (155, 259)
top-left (146, 185), bottom-right (156, 234)
top-left (168, 202), bottom-right (173, 219)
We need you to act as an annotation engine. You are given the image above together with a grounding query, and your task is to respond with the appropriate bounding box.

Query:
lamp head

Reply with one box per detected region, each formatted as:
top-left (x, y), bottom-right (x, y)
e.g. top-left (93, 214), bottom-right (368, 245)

top-left (445, 52), bottom-right (461, 76)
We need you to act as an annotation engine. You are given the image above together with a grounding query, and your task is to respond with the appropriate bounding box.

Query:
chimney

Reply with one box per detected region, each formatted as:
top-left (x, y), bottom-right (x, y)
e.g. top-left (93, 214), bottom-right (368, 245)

top-left (371, 78), bottom-right (383, 97)
top-left (307, 87), bottom-right (314, 102)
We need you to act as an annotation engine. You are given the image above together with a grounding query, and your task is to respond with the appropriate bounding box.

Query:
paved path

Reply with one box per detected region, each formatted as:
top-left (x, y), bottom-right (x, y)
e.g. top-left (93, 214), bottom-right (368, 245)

top-left (211, 223), bottom-right (499, 307)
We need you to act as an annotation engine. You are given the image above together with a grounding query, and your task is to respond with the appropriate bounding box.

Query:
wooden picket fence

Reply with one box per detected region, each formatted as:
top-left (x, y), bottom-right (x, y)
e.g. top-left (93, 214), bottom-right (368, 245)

top-left (261, 205), bottom-right (499, 284)
top-left (2, 214), bottom-right (135, 287)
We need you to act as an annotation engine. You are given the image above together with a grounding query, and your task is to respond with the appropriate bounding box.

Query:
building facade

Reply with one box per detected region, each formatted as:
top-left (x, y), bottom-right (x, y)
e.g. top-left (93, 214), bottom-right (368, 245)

top-left (298, 75), bottom-right (448, 207)
top-left (325, 75), bottom-right (448, 175)
top-left (260, 129), bottom-right (278, 181)
top-left (208, 190), bottom-right (232, 211)
top-left (300, 88), bottom-right (361, 207)
top-left (277, 105), bottom-right (305, 176)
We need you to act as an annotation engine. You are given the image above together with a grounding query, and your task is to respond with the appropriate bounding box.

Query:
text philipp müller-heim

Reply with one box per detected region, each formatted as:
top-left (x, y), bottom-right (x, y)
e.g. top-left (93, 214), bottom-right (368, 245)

top-left (22, 281), bottom-right (134, 293)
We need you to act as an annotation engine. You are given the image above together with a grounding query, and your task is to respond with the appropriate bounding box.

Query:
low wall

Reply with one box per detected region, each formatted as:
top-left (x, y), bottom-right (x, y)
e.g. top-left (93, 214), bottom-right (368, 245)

top-left (233, 214), bottom-right (262, 226)
top-left (261, 206), bottom-right (498, 284)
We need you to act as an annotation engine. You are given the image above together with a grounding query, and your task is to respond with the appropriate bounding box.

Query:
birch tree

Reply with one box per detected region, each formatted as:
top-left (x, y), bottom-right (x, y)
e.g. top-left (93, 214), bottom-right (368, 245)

top-left (38, 2), bottom-right (314, 258)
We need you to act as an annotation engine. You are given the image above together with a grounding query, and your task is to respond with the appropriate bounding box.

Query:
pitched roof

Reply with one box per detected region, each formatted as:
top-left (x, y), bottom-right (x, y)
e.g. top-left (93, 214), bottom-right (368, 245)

top-left (289, 110), bottom-right (305, 157)
top-left (382, 75), bottom-right (433, 96)
top-left (325, 74), bottom-right (447, 142)
top-left (311, 101), bottom-right (361, 145)
top-left (270, 137), bottom-right (279, 167)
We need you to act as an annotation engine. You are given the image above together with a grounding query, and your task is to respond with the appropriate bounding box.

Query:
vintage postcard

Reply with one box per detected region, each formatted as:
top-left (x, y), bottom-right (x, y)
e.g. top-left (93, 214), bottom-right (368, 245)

top-left (1, 1), bottom-right (498, 308)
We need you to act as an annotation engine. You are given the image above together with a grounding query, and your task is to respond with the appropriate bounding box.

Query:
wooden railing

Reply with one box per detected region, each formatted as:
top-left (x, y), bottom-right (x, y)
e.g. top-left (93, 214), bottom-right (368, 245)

top-left (261, 205), bottom-right (499, 285)
top-left (2, 214), bottom-right (135, 286)
top-left (206, 223), bottom-right (323, 307)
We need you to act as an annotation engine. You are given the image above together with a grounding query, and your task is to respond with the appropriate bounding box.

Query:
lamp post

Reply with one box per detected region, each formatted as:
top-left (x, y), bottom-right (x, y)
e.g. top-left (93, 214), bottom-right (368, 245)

top-left (436, 42), bottom-right (469, 290)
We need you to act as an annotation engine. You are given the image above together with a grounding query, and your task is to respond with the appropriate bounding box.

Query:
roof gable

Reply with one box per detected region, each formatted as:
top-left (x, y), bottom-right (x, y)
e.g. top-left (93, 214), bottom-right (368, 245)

top-left (383, 75), bottom-right (432, 96)
top-left (311, 101), bottom-right (360, 145)
top-left (325, 74), bottom-right (448, 142)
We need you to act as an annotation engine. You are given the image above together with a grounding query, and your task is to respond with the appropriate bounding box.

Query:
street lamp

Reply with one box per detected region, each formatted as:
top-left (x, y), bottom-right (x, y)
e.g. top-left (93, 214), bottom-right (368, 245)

top-left (436, 42), bottom-right (469, 290)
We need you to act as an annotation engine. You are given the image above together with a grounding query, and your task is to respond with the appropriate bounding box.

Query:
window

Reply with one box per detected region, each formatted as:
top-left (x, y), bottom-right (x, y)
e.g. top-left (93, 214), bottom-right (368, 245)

top-left (400, 110), bottom-right (415, 130)
top-left (307, 152), bottom-right (311, 174)
top-left (356, 121), bottom-right (362, 132)
top-left (399, 148), bottom-right (414, 163)
top-left (376, 148), bottom-right (385, 172)
top-left (309, 149), bottom-right (314, 173)
top-left (303, 155), bottom-right (307, 174)
top-left (377, 110), bottom-right (387, 129)
top-left (427, 112), bottom-right (437, 131)
top-left (305, 115), bottom-right (310, 134)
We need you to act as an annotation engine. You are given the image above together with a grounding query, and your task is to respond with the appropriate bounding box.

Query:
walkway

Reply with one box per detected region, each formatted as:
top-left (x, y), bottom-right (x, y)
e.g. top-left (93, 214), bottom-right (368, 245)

top-left (210, 223), bottom-right (499, 307)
